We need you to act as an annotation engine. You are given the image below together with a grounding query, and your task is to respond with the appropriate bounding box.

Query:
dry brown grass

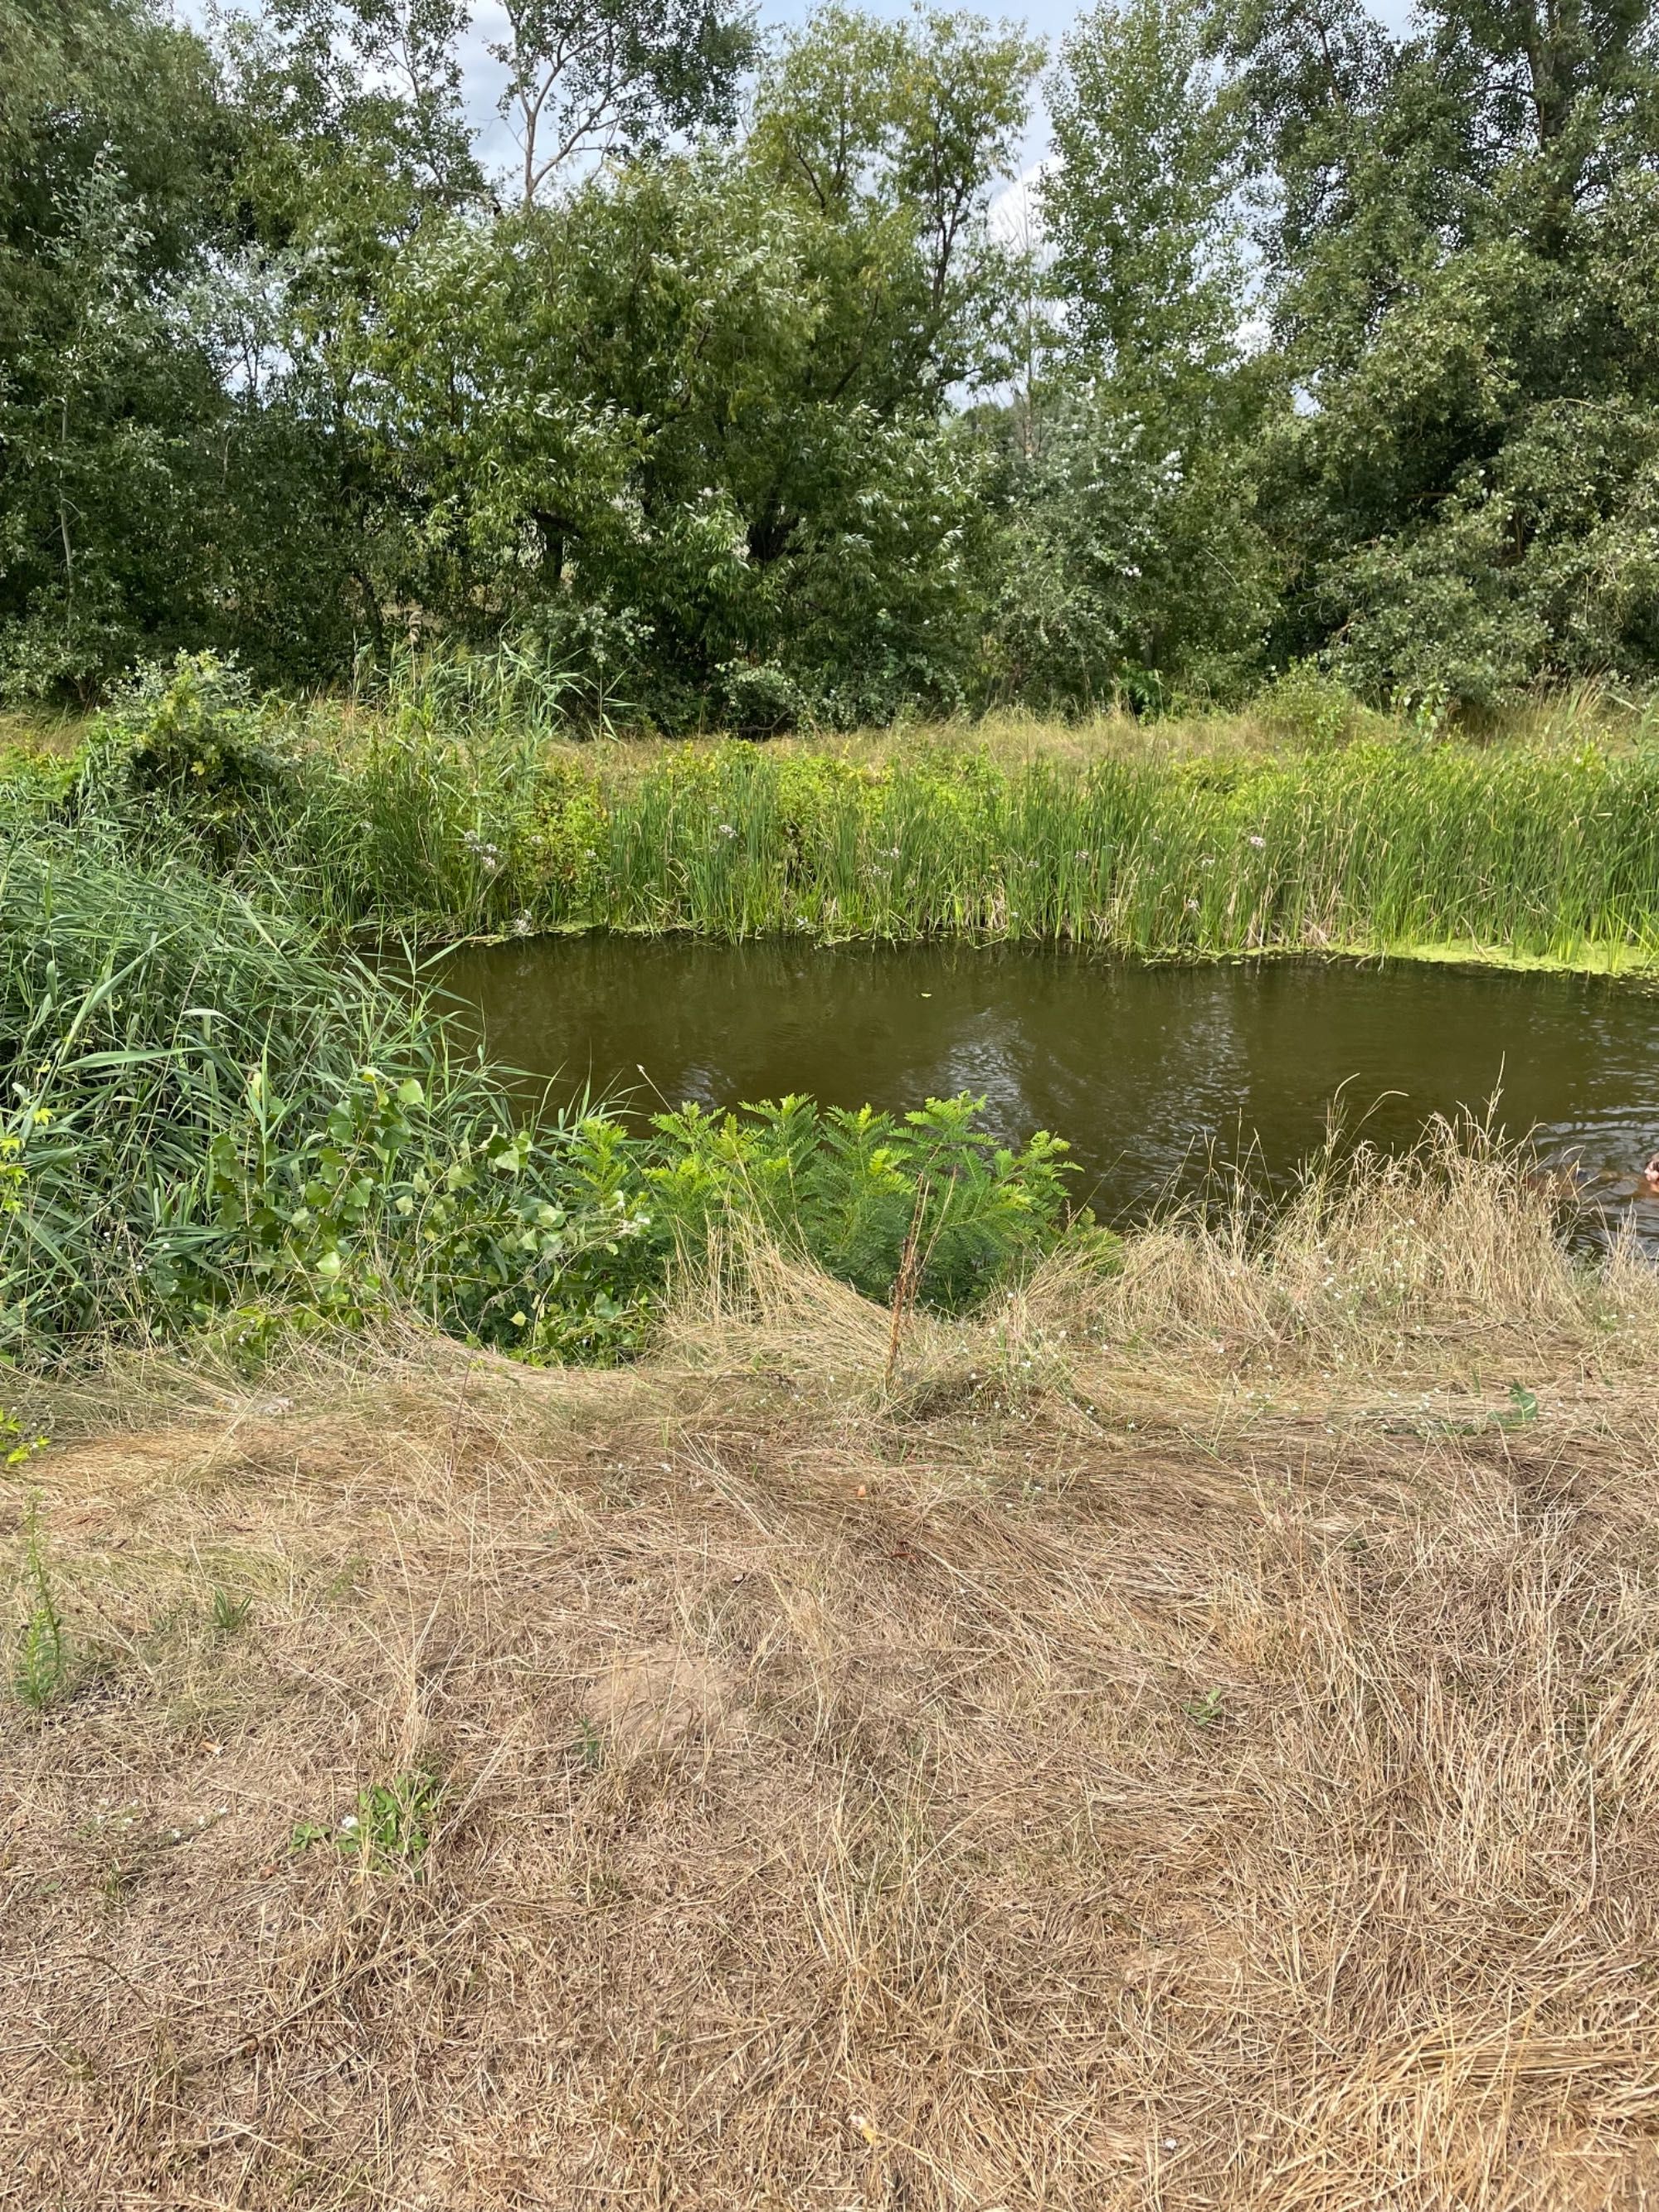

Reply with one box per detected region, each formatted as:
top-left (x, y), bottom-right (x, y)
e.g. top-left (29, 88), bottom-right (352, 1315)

top-left (557, 684), bottom-right (1658, 776)
top-left (6, 1163), bottom-right (1659, 2210)
top-left (0, 706), bottom-right (90, 758)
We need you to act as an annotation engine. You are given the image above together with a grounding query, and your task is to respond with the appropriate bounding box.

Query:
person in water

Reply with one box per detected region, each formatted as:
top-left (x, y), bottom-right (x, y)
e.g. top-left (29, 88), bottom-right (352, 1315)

top-left (1643, 1152), bottom-right (1659, 1191)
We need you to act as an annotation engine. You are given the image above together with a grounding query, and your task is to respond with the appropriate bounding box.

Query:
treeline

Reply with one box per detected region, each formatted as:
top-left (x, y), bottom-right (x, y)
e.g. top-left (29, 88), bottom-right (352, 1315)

top-left (3, 0), bottom-right (1657, 724)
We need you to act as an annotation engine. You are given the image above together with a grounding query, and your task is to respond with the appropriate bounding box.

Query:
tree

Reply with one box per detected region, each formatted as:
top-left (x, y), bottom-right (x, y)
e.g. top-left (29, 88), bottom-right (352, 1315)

top-left (349, 6), bottom-right (1040, 724)
top-left (1044, 0), bottom-right (1246, 413)
top-left (748, 4), bottom-right (1044, 398)
top-left (980, 0), bottom-right (1273, 707)
top-left (0, 0), bottom-right (244, 696)
top-left (494, 0), bottom-right (758, 208)
top-left (1232, 0), bottom-right (1659, 702)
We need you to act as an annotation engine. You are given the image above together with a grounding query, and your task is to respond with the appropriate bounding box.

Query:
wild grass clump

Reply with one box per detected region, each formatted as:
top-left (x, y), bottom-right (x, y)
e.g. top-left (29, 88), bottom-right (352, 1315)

top-left (1090, 1114), bottom-right (1600, 1361)
top-left (0, 824), bottom-right (1070, 1361)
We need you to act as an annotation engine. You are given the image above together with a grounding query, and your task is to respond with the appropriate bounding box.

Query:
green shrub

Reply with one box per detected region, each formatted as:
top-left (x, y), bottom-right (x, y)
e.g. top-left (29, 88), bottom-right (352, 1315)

top-left (1254, 661), bottom-right (1366, 751)
top-left (630, 1092), bottom-right (1075, 1312)
top-left (77, 653), bottom-right (294, 866)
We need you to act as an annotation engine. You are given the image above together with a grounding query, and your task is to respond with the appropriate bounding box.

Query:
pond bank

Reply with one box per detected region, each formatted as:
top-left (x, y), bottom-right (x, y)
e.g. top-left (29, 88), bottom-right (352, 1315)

top-left (12, 664), bottom-right (1659, 974)
top-left (284, 722), bottom-right (1659, 974)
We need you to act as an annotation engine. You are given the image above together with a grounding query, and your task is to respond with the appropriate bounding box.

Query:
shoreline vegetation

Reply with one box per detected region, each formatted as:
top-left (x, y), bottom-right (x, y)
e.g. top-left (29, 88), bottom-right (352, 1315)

top-left (5, 654), bottom-right (1657, 1374)
top-left (9, 655), bottom-right (1659, 975)
top-left (7, 1148), bottom-right (1659, 2204)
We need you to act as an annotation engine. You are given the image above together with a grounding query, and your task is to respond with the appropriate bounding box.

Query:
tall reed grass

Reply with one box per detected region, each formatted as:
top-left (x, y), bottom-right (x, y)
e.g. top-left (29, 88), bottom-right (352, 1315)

top-left (41, 653), bottom-right (1659, 965)
top-left (293, 730), bottom-right (1659, 964)
top-left (0, 825), bottom-right (518, 1349)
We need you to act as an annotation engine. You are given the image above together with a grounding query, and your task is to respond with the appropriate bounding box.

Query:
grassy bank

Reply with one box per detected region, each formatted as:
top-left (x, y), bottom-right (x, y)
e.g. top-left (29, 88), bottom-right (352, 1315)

top-left (0, 826), bottom-right (1076, 1364)
top-left (32, 654), bottom-right (1659, 971)
top-left (6, 1149), bottom-right (1659, 2205)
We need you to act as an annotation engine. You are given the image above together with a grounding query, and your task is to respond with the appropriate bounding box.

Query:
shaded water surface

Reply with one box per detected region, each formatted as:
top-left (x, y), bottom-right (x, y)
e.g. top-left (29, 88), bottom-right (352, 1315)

top-left (437, 937), bottom-right (1659, 1233)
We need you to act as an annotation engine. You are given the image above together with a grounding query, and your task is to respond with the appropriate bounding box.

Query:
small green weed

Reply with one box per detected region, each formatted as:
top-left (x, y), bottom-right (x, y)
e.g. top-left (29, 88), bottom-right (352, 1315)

top-left (1501, 1382), bottom-right (1540, 1427)
top-left (13, 1495), bottom-right (71, 1709)
top-left (1183, 1688), bottom-right (1226, 1729)
top-left (2, 1406), bottom-right (47, 1468)
top-left (291, 1768), bottom-right (445, 1873)
top-left (209, 1586), bottom-right (253, 1635)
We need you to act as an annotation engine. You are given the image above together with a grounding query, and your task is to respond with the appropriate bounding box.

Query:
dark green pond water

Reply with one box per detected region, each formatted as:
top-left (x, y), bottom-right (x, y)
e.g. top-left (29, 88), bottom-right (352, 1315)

top-left (436, 937), bottom-right (1659, 1236)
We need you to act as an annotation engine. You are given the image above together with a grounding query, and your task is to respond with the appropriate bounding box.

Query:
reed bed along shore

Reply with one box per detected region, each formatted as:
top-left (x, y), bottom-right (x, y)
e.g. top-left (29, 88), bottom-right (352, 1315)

top-left (5, 1149), bottom-right (1659, 2208)
top-left (280, 704), bottom-right (1659, 966)
top-left (13, 654), bottom-right (1659, 970)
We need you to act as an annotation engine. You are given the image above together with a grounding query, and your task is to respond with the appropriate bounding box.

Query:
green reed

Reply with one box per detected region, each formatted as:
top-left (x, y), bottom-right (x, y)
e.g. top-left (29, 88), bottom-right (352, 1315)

top-left (0, 824), bottom-right (496, 1348)
top-left (17, 650), bottom-right (1659, 963)
top-left (284, 729), bottom-right (1659, 965)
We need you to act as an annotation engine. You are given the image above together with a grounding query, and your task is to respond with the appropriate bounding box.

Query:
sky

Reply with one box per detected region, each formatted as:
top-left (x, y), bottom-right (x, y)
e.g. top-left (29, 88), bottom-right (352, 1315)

top-left (454, 0), bottom-right (1418, 197)
top-left (416, 0), bottom-right (1072, 195)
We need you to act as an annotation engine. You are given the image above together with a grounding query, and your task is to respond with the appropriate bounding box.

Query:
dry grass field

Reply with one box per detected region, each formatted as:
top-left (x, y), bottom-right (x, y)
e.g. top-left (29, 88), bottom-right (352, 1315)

top-left (6, 1140), bottom-right (1659, 2209)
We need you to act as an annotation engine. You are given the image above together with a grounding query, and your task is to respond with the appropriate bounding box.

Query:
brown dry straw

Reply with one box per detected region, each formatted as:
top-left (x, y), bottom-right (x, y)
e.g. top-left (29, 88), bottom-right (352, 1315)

top-left (4, 1141), bottom-right (1659, 2208)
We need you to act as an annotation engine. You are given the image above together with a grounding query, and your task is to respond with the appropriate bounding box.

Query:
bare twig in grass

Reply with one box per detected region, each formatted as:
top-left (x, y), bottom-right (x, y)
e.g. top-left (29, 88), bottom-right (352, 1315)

top-left (884, 1174), bottom-right (932, 1398)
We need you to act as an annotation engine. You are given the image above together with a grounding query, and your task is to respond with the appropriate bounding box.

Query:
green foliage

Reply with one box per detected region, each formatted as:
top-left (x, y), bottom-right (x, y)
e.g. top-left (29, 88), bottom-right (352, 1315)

top-left (1044, 0), bottom-right (1246, 411)
top-left (980, 384), bottom-right (1275, 707)
top-left (986, 0), bottom-right (1278, 705)
top-left (78, 654), bottom-right (291, 863)
top-left (0, 2), bottom-right (239, 700)
top-left (292, 1768), bottom-right (445, 1872)
top-left (2, 1407), bottom-right (48, 1469)
top-left (631, 1092), bottom-right (1076, 1312)
top-left (0, 824), bottom-right (642, 1355)
top-left (12, 1495), bottom-right (71, 1711)
top-left (4, 0), bottom-right (1659, 719)
top-left (1229, 0), bottom-right (1659, 704)
top-left (493, 0), bottom-right (757, 209)
top-left (1254, 661), bottom-right (1369, 750)
top-left (0, 746), bottom-right (80, 833)
top-left (356, 2), bottom-right (1039, 728)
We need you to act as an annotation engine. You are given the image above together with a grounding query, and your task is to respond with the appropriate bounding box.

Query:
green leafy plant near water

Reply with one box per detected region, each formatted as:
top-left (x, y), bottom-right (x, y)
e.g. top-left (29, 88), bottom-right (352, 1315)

top-left (0, 799), bottom-right (1075, 1361)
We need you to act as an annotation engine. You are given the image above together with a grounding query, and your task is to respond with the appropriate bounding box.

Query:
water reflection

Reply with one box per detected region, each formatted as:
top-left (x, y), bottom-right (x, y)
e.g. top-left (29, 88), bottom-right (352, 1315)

top-left (435, 938), bottom-right (1659, 1241)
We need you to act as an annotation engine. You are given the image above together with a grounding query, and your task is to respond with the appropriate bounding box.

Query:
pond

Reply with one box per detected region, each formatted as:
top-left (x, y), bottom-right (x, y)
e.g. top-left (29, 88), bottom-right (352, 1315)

top-left (436, 937), bottom-right (1659, 1237)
